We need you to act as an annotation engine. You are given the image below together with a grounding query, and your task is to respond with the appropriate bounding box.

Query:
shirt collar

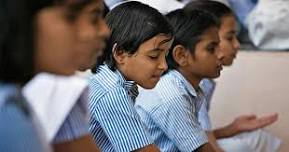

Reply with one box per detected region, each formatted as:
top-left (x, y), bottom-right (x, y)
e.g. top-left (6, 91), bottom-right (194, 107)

top-left (96, 65), bottom-right (139, 100)
top-left (170, 70), bottom-right (204, 97)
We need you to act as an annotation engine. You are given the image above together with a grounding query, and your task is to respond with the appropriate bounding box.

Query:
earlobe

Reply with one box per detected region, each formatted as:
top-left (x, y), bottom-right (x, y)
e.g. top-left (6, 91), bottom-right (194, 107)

top-left (173, 45), bottom-right (188, 66)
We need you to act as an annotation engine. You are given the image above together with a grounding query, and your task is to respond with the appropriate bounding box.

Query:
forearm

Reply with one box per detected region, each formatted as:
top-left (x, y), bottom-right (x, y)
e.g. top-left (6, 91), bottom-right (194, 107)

top-left (53, 134), bottom-right (100, 152)
top-left (133, 144), bottom-right (160, 152)
top-left (195, 142), bottom-right (216, 152)
top-left (213, 124), bottom-right (237, 139)
top-left (206, 131), bottom-right (224, 152)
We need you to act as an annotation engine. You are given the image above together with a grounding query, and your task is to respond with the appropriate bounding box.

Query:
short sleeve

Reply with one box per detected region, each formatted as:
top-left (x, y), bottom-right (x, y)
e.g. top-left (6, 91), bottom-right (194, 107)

top-left (152, 95), bottom-right (208, 152)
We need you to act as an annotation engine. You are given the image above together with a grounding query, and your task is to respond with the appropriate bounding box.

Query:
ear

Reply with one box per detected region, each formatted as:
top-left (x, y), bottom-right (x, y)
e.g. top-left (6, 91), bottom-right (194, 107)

top-left (112, 43), bottom-right (127, 65)
top-left (173, 45), bottom-right (189, 66)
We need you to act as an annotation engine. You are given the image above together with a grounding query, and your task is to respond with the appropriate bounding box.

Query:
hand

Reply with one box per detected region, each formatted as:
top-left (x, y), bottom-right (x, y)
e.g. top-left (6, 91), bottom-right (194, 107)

top-left (229, 113), bottom-right (278, 134)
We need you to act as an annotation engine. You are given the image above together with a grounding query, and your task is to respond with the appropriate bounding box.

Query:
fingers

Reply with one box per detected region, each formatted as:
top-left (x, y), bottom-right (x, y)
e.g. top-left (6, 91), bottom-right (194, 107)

top-left (256, 113), bottom-right (278, 128)
top-left (239, 114), bottom-right (257, 120)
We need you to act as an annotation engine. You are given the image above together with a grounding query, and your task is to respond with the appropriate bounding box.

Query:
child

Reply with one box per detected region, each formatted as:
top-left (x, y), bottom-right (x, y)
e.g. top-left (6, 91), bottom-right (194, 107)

top-left (88, 1), bottom-right (174, 152)
top-left (184, 1), bottom-right (282, 152)
top-left (0, 0), bottom-right (109, 151)
top-left (135, 9), bottom-right (223, 152)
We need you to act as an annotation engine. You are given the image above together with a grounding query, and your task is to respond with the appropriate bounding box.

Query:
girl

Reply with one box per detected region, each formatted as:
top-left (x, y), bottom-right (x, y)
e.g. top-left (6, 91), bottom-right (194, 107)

top-left (89, 1), bottom-right (174, 151)
top-left (184, 1), bottom-right (281, 152)
top-left (0, 0), bottom-right (109, 151)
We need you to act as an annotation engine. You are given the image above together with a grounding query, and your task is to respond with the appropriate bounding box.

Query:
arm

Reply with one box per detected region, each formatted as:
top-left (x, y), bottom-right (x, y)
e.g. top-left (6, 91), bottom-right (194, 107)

top-left (213, 113), bottom-right (278, 139)
top-left (133, 144), bottom-right (160, 152)
top-left (195, 143), bottom-right (216, 152)
top-left (54, 135), bottom-right (100, 152)
top-left (205, 131), bottom-right (224, 152)
top-left (152, 96), bottom-right (208, 152)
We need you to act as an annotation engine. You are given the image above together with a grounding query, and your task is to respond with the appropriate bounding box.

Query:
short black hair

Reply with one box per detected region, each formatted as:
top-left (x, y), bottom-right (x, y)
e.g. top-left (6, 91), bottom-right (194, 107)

top-left (93, 1), bottom-right (174, 72)
top-left (0, 0), bottom-right (97, 84)
top-left (184, 0), bottom-right (234, 19)
top-left (166, 9), bottom-right (219, 70)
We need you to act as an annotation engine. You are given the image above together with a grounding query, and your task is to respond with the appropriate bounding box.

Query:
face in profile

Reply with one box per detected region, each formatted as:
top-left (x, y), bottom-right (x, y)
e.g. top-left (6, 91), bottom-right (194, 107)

top-left (219, 15), bottom-right (240, 66)
top-left (116, 34), bottom-right (173, 89)
top-left (34, 0), bottom-right (110, 75)
top-left (186, 27), bottom-right (224, 79)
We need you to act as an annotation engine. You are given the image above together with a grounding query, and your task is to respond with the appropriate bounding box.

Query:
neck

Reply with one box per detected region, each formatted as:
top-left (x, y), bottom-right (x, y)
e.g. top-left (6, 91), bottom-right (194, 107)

top-left (177, 68), bottom-right (202, 89)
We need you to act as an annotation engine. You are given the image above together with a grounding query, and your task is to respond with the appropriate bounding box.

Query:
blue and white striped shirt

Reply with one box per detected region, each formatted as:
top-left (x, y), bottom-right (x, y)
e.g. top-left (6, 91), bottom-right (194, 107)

top-left (53, 88), bottom-right (90, 143)
top-left (198, 79), bottom-right (216, 131)
top-left (135, 70), bottom-right (208, 152)
top-left (0, 83), bottom-right (47, 152)
top-left (89, 65), bottom-right (153, 152)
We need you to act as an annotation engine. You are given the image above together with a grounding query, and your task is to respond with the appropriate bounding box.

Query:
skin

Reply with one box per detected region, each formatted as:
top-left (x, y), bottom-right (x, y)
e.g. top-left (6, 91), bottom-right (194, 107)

top-left (35, 0), bottom-right (110, 75)
top-left (113, 34), bottom-right (173, 152)
top-left (171, 26), bottom-right (223, 152)
top-left (176, 27), bottom-right (224, 89)
top-left (115, 34), bottom-right (174, 89)
top-left (218, 15), bottom-right (240, 66)
top-left (207, 15), bottom-right (278, 152)
top-left (34, 0), bottom-right (109, 151)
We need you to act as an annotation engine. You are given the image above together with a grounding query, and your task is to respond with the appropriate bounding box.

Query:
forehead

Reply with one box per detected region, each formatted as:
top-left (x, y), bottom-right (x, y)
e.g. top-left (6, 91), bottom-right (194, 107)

top-left (220, 15), bottom-right (237, 32)
top-left (63, 0), bottom-right (103, 11)
top-left (139, 34), bottom-right (173, 51)
top-left (200, 27), bottom-right (219, 42)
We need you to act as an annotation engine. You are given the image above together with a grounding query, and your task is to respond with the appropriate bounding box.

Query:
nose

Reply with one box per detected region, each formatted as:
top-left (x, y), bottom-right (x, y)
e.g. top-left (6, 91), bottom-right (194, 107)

top-left (159, 56), bottom-right (168, 72)
top-left (97, 18), bottom-right (110, 40)
top-left (216, 45), bottom-right (224, 60)
top-left (234, 37), bottom-right (241, 51)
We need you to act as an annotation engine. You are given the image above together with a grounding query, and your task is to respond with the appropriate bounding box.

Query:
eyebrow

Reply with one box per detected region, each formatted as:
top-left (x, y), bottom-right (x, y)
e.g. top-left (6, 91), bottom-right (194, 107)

top-left (227, 30), bottom-right (237, 35)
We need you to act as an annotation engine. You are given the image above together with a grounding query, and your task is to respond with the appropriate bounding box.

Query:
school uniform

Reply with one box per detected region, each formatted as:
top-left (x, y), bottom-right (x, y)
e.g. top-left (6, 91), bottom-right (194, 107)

top-left (23, 73), bottom-right (90, 144)
top-left (89, 64), bottom-right (153, 152)
top-left (135, 70), bottom-right (208, 152)
top-left (199, 79), bottom-right (282, 152)
top-left (0, 83), bottom-right (49, 152)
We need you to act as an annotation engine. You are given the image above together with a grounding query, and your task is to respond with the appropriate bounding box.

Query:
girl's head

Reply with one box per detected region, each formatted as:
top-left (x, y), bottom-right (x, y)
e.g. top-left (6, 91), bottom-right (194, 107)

top-left (184, 0), bottom-right (240, 66)
top-left (0, 0), bottom-right (109, 83)
top-left (166, 9), bottom-right (223, 80)
top-left (95, 1), bottom-right (174, 89)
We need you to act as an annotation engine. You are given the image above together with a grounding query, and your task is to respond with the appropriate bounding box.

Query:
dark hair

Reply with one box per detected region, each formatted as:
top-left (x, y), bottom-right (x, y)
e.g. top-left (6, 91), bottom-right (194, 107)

top-left (93, 1), bottom-right (174, 72)
top-left (0, 0), bottom-right (97, 84)
top-left (184, 0), bottom-right (234, 19)
top-left (166, 9), bottom-right (219, 70)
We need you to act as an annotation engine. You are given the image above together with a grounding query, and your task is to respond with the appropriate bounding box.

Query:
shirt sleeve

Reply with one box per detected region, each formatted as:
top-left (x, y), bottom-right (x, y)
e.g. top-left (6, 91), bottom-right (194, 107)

top-left (198, 102), bottom-right (212, 131)
top-left (0, 102), bottom-right (46, 152)
top-left (90, 87), bottom-right (152, 152)
top-left (53, 90), bottom-right (89, 144)
top-left (152, 94), bottom-right (208, 152)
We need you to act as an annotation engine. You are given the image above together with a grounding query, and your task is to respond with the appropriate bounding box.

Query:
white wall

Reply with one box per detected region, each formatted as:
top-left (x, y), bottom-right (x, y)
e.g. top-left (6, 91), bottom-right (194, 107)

top-left (210, 51), bottom-right (289, 151)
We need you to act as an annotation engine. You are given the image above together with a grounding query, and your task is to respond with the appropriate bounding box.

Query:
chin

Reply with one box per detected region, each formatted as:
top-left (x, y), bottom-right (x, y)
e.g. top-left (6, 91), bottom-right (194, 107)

top-left (140, 82), bottom-right (157, 89)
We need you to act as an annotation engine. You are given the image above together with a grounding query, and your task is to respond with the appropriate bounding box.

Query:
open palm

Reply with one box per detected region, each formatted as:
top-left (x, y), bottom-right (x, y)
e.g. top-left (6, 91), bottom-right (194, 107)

top-left (231, 113), bottom-right (278, 133)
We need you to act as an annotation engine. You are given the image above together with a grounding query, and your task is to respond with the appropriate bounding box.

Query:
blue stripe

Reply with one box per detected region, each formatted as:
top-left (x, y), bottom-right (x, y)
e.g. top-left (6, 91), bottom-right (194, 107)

top-left (53, 88), bottom-right (90, 143)
top-left (89, 65), bottom-right (152, 152)
top-left (135, 70), bottom-right (208, 152)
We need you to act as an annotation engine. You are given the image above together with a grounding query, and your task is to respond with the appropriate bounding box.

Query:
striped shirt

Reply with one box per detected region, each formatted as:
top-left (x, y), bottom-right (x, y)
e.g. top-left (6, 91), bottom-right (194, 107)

top-left (89, 65), bottom-right (152, 152)
top-left (198, 79), bottom-right (216, 131)
top-left (0, 83), bottom-right (47, 152)
top-left (53, 87), bottom-right (90, 143)
top-left (23, 73), bottom-right (91, 144)
top-left (135, 70), bottom-right (208, 152)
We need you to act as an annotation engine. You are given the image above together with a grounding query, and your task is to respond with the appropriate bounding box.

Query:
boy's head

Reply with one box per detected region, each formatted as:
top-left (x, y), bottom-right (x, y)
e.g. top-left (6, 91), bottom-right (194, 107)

top-left (95, 1), bottom-right (174, 89)
top-left (184, 0), bottom-right (240, 66)
top-left (166, 9), bottom-right (223, 80)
